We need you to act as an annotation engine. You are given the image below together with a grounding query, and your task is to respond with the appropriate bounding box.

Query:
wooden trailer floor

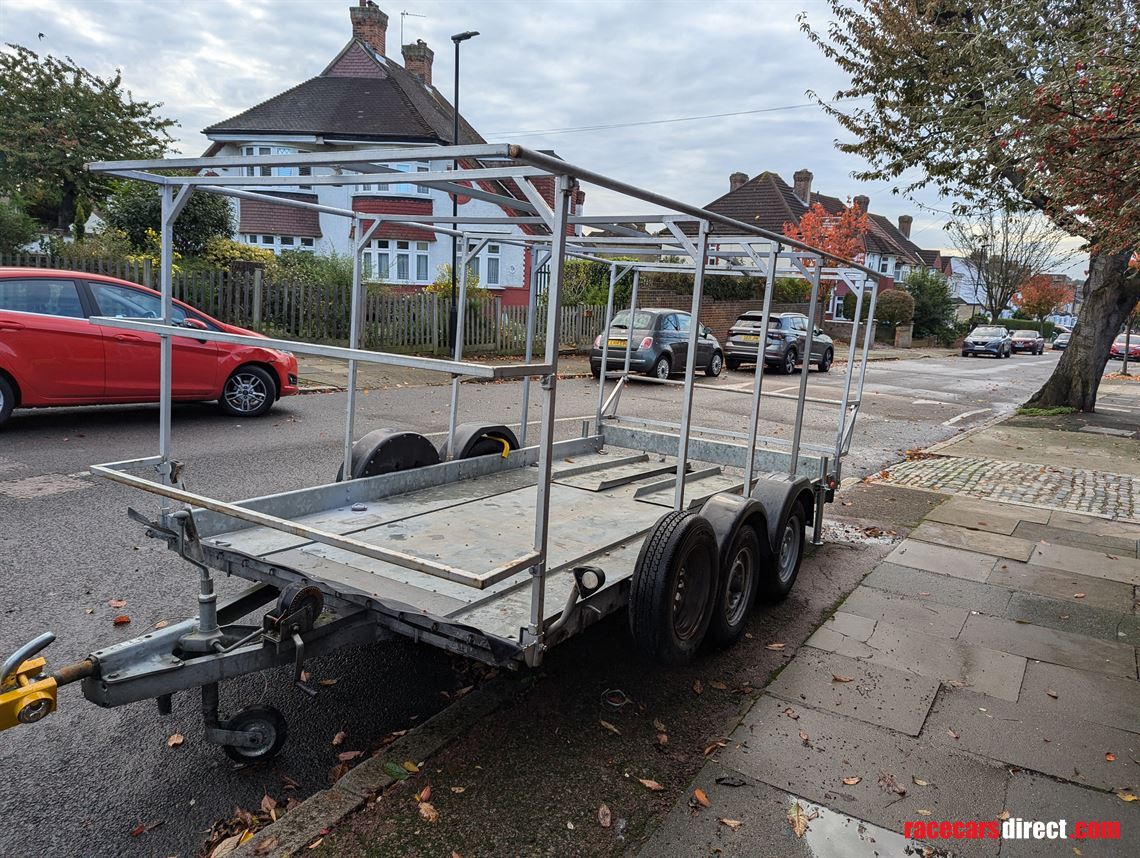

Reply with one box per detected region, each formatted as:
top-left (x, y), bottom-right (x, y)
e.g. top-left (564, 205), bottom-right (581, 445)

top-left (209, 449), bottom-right (743, 642)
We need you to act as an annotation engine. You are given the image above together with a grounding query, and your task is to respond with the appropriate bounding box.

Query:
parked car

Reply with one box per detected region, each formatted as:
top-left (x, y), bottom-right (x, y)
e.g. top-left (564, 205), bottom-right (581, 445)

top-left (724, 311), bottom-right (834, 374)
top-left (590, 307), bottom-right (723, 379)
top-left (0, 268), bottom-right (299, 427)
top-left (1109, 333), bottom-right (1140, 360)
top-left (1010, 329), bottom-right (1045, 354)
top-left (1052, 332), bottom-right (1071, 350)
top-left (961, 325), bottom-right (1013, 358)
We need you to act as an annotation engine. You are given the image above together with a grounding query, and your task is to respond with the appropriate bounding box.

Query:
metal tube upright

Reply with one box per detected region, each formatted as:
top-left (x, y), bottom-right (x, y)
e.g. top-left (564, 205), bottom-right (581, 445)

top-left (788, 260), bottom-right (821, 476)
top-left (528, 174), bottom-right (572, 662)
top-left (833, 276), bottom-right (866, 465)
top-left (157, 185), bottom-right (176, 514)
top-left (518, 249), bottom-right (549, 446)
top-left (343, 217), bottom-right (366, 480)
top-left (673, 220), bottom-right (710, 510)
top-left (622, 270), bottom-right (639, 377)
top-left (446, 236), bottom-right (472, 458)
top-left (743, 244), bottom-right (779, 490)
top-left (594, 264), bottom-right (619, 433)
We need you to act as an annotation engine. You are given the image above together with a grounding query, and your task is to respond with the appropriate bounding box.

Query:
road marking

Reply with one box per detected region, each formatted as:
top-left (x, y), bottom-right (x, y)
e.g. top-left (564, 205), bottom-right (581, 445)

top-left (912, 399), bottom-right (951, 406)
top-left (942, 408), bottom-right (992, 426)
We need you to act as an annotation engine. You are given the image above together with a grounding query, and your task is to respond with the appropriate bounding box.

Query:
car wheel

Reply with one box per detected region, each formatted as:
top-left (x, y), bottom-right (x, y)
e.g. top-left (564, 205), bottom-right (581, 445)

top-left (782, 348), bottom-right (798, 375)
top-left (817, 348), bottom-right (833, 373)
top-left (705, 351), bottom-right (723, 378)
top-left (590, 366), bottom-right (601, 379)
top-left (0, 374), bottom-right (14, 427)
top-left (650, 355), bottom-right (671, 380)
top-left (726, 357), bottom-right (741, 371)
top-left (961, 351), bottom-right (970, 357)
top-left (220, 366), bottom-right (276, 417)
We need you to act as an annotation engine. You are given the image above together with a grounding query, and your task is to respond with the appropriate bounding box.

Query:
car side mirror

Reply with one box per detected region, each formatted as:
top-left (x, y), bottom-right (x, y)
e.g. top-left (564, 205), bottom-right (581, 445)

top-left (814, 327), bottom-right (823, 336)
top-left (700, 325), bottom-right (710, 338)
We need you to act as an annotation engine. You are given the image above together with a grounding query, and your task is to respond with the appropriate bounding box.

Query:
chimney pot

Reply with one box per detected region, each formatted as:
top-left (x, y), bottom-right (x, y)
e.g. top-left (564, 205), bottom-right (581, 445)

top-left (793, 169), bottom-right (813, 203)
top-left (350, 1), bottom-right (388, 55)
top-left (897, 214), bottom-right (913, 238)
top-left (729, 172), bottom-right (748, 192)
top-left (402, 39), bottom-right (434, 85)
top-left (852, 194), bottom-right (870, 212)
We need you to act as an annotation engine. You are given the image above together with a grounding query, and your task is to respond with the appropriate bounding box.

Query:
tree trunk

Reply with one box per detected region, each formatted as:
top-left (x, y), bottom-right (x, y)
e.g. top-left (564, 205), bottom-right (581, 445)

top-left (56, 181), bottom-right (77, 233)
top-left (1025, 248), bottom-right (1137, 411)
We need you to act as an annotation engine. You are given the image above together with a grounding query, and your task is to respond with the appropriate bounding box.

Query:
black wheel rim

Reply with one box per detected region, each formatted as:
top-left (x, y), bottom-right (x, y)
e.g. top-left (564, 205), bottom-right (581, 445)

top-left (822, 350), bottom-right (832, 369)
top-left (234, 718), bottom-right (276, 759)
top-left (672, 543), bottom-right (712, 641)
top-left (724, 541), bottom-right (755, 625)
top-left (785, 350), bottom-right (796, 373)
top-left (224, 372), bottom-right (269, 413)
top-left (778, 519), bottom-right (802, 583)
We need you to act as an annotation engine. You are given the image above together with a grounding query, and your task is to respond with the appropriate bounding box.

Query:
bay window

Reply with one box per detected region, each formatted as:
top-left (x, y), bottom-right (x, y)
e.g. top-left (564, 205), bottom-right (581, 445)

top-left (362, 239), bottom-right (430, 283)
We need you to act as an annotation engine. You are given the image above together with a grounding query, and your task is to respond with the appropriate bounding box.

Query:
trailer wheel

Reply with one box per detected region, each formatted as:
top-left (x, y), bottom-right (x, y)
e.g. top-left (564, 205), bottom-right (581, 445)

top-left (706, 523), bottom-right (761, 647)
top-left (761, 507), bottom-right (805, 600)
top-left (337, 429), bottom-right (440, 481)
top-left (629, 510), bottom-right (718, 664)
top-left (438, 423), bottom-right (520, 460)
top-left (221, 704), bottom-right (288, 763)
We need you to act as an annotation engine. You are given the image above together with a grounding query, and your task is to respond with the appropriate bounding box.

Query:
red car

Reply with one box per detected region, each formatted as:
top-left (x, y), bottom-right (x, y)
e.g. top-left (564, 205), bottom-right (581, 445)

top-left (1110, 333), bottom-right (1140, 360)
top-left (0, 268), bottom-right (298, 426)
top-left (1010, 329), bottom-right (1045, 354)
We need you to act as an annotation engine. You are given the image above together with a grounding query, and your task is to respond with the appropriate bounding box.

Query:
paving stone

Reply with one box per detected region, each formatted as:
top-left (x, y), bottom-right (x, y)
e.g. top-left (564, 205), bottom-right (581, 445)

top-left (1013, 519), bottom-right (1138, 557)
top-left (1029, 542), bottom-right (1140, 586)
top-left (1018, 661), bottom-right (1140, 734)
top-left (924, 496), bottom-right (1031, 535)
top-left (862, 563), bottom-right (1015, 615)
top-left (1004, 591), bottom-right (1136, 645)
top-left (767, 647), bottom-right (940, 736)
top-left (959, 614), bottom-right (1137, 678)
top-left (910, 520), bottom-right (1037, 561)
top-left (804, 625), bottom-right (873, 658)
top-left (987, 560), bottom-right (1133, 612)
top-left (724, 694), bottom-right (1007, 853)
top-left (1049, 508), bottom-right (1140, 540)
top-left (1002, 771), bottom-right (1139, 857)
top-left (823, 610), bottom-right (878, 641)
top-left (885, 539), bottom-right (998, 582)
top-left (924, 686), bottom-right (1140, 792)
top-left (840, 585), bottom-right (970, 639)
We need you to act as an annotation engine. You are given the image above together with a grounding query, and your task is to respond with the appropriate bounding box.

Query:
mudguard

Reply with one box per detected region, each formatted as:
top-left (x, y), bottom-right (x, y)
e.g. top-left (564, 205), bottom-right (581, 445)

top-left (749, 473), bottom-right (815, 557)
top-left (438, 422), bottom-right (520, 460)
top-left (699, 493), bottom-right (772, 568)
top-left (338, 428), bottom-right (440, 481)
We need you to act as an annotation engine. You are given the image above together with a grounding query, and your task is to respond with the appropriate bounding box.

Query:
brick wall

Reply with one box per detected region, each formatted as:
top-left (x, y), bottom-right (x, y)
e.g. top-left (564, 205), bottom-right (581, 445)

top-left (634, 287), bottom-right (809, 340)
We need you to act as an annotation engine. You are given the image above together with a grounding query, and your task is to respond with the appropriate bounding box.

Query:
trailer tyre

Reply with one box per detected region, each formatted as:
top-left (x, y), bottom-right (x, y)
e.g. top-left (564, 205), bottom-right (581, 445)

top-left (761, 507), bottom-right (805, 601)
top-left (629, 510), bottom-right (718, 665)
top-left (706, 522), bottom-right (761, 647)
top-left (221, 704), bottom-right (288, 763)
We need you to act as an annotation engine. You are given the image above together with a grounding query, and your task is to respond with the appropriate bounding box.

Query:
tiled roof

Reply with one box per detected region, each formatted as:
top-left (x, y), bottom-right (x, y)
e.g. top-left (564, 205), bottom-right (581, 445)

top-left (237, 192), bottom-right (322, 237)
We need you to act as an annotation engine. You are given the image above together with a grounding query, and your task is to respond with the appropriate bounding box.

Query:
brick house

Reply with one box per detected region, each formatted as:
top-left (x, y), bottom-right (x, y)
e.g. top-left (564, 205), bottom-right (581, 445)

top-left (200, 2), bottom-right (583, 306)
top-left (700, 169), bottom-right (938, 317)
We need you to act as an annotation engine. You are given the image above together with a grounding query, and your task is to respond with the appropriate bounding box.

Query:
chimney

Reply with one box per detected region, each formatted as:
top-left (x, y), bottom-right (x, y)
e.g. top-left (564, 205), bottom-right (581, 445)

top-left (350, 1), bottom-right (388, 55)
top-left (897, 214), bottom-right (913, 238)
top-left (402, 39), bottom-right (434, 85)
top-left (793, 168), bottom-right (813, 203)
top-left (729, 172), bottom-right (748, 192)
top-left (852, 194), bottom-right (870, 213)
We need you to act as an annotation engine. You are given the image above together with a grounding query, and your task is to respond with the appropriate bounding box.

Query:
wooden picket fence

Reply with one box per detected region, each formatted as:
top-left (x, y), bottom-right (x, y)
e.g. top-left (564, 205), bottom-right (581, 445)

top-left (1, 253), bottom-right (603, 355)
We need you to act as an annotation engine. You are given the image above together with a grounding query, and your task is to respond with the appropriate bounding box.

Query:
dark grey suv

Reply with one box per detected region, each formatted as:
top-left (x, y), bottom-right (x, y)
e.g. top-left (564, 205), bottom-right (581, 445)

top-left (590, 308), bottom-right (723, 379)
top-left (725, 311), bottom-right (834, 374)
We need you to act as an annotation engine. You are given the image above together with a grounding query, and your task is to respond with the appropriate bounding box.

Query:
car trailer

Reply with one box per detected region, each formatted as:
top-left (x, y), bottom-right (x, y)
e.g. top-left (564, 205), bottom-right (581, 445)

top-left (0, 144), bottom-right (881, 761)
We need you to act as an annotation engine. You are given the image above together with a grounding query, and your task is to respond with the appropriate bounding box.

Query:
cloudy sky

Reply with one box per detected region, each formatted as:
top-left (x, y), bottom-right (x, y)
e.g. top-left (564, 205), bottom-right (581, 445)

top-left (2, 0), bottom-right (1084, 272)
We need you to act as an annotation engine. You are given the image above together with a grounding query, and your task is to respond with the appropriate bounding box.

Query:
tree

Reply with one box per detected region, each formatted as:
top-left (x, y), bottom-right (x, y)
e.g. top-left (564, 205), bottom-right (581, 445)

top-left (947, 205), bottom-right (1069, 322)
top-left (783, 201), bottom-right (871, 324)
top-left (0, 199), bottom-right (37, 255)
top-left (904, 267), bottom-right (955, 338)
top-left (800, 1), bottom-right (1139, 411)
top-left (1013, 275), bottom-right (1075, 322)
top-left (875, 289), bottom-right (915, 326)
top-left (0, 44), bottom-right (175, 232)
top-left (104, 181), bottom-right (234, 256)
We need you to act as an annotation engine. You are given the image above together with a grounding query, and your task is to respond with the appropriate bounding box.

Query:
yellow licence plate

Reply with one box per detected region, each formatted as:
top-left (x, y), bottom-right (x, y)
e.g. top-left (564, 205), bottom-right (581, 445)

top-left (607, 339), bottom-right (628, 348)
top-left (740, 335), bottom-right (760, 343)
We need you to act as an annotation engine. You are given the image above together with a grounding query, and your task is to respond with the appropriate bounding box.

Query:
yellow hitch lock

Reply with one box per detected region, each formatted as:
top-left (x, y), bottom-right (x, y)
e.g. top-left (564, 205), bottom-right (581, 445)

top-left (0, 657), bottom-right (58, 731)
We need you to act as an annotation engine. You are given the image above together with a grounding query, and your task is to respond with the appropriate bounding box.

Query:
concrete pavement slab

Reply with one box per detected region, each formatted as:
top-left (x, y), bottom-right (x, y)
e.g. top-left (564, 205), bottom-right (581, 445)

top-left (924, 687), bottom-right (1139, 792)
top-left (862, 563), bottom-right (1015, 615)
top-left (767, 647), bottom-right (940, 735)
top-left (723, 695), bottom-right (1007, 854)
top-left (1012, 519), bottom-right (1138, 557)
top-left (1029, 542), bottom-right (1140, 586)
top-left (1004, 591), bottom-right (1137, 645)
top-left (1001, 771), bottom-right (1138, 857)
top-left (959, 614), bottom-right (1137, 677)
top-left (1049, 508), bottom-right (1140, 540)
top-left (987, 560), bottom-right (1133, 612)
top-left (910, 520), bottom-right (1037, 561)
top-left (923, 495), bottom-right (1044, 534)
top-left (886, 539), bottom-right (999, 582)
top-left (840, 585), bottom-right (971, 639)
top-left (1018, 660), bottom-right (1140, 734)
top-left (824, 610), bottom-right (878, 641)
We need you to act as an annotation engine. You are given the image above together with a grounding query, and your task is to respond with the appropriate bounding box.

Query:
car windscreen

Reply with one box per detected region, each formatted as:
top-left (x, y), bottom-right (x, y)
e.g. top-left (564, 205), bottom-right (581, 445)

top-left (1012, 330), bottom-right (1037, 337)
top-left (971, 327), bottom-right (1006, 337)
top-left (609, 310), bottom-right (654, 330)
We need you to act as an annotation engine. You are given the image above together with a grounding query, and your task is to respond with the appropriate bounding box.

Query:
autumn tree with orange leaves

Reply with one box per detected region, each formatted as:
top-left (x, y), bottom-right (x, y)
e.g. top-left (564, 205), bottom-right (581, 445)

top-left (783, 201), bottom-right (870, 324)
top-left (1013, 275), bottom-right (1075, 323)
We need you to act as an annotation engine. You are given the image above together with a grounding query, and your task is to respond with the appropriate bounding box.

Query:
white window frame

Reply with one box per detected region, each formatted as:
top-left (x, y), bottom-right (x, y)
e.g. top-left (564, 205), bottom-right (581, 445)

top-left (465, 240), bottom-right (503, 287)
top-left (356, 162), bottom-right (431, 196)
top-left (362, 239), bottom-right (430, 283)
top-left (240, 233), bottom-right (316, 253)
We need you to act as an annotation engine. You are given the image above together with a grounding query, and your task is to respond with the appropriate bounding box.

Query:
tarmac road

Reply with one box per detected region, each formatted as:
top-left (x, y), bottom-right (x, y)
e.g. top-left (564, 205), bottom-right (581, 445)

top-left (0, 351), bottom-right (1061, 857)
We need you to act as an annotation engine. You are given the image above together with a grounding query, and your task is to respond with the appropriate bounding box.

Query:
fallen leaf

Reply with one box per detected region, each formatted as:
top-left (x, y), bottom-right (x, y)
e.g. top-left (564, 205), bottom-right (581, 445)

top-left (1105, 553), bottom-right (1119, 560)
top-left (331, 730), bottom-right (346, 746)
top-left (693, 788), bottom-right (710, 808)
top-left (1074, 593), bottom-right (1085, 599)
top-left (787, 802), bottom-right (817, 837)
top-left (167, 733), bottom-right (184, 748)
top-left (638, 778), bottom-right (665, 791)
top-left (107, 598), bottom-right (127, 608)
top-left (1045, 688), bottom-right (1059, 699)
top-left (338, 750), bottom-right (362, 762)
top-left (715, 776), bottom-right (747, 787)
top-left (598, 803), bottom-right (612, 827)
top-left (998, 810), bottom-right (1011, 820)
top-left (703, 740), bottom-right (727, 756)
top-left (798, 730), bottom-right (811, 747)
top-left (417, 785), bottom-right (432, 802)
top-left (719, 818), bottom-right (743, 831)
top-left (153, 619), bottom-right (169, 629)
top-left (383, 762), bottom-right (409, 781)
top-left (842, 776), bottom-right (862, 785)
top-left (450, 786), bottom-right (465, 794)
top-left (113, 615), bottom-right (131, 626)
top-left (307, 839), bottom-right (323, 851)
top-left (129, 823), bottom-right (146, 837)
top-left (402, 760), bottom-right (420, 773)
top-left (210, 834), bottom-right (242, 858)
top-left (655, 733), bottom-right (668, 746)
top-left (318, 678), bottom-right (338, 687)
top-left (599, 719), bottom-right (621, 736)
top-left (947, 728), bottom-right (960, 740)
top-left (912, 777), bottom-right (931, 786)
top-left (1116, 791), bottom-right (1137, 802)
top-left (282, 774), bottom-right (300, 790)
top-left (917, 809), bottom-right (932, 816)
top-left (84, 607), bottom-right (95, 614)
top-left (448, 852), bottom-right (462, 858)
top-left (766, 642), bottom-right (786, 651)
top-left (253, 836), bottom-right (279, 855)
top-left (877, 772), bottom-right (907, 796)
top-left (653, 718), bottom-right (667, 732)
top-left (783, 707), bottom-right (800, 720)
top-left (832, 674), bottom-right (854, 683)
top-left (692, 679), bottom-right (704, 695)
top-left (710, 680), bottom-right (728, 690)
top-left (328, 763), bottom-right (349, 784)
top-left (418, 801), bottom-right (439, 823)
top-left (1105, 752), bottom-right (1116, 762)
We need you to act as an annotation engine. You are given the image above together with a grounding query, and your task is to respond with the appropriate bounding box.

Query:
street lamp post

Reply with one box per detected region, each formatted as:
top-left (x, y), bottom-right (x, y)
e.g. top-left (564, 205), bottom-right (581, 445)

top-left (449, 30), bottom-right (479, 347)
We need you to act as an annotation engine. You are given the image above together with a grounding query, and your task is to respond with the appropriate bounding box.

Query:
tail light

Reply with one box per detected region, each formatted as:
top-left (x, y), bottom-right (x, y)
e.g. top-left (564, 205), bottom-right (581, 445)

top-left (768, 331), bottom-right (784, 340)
top-left (593, 335), bottom-right (602, 348)
top-left (639, 336), bottom-right (654, 350)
